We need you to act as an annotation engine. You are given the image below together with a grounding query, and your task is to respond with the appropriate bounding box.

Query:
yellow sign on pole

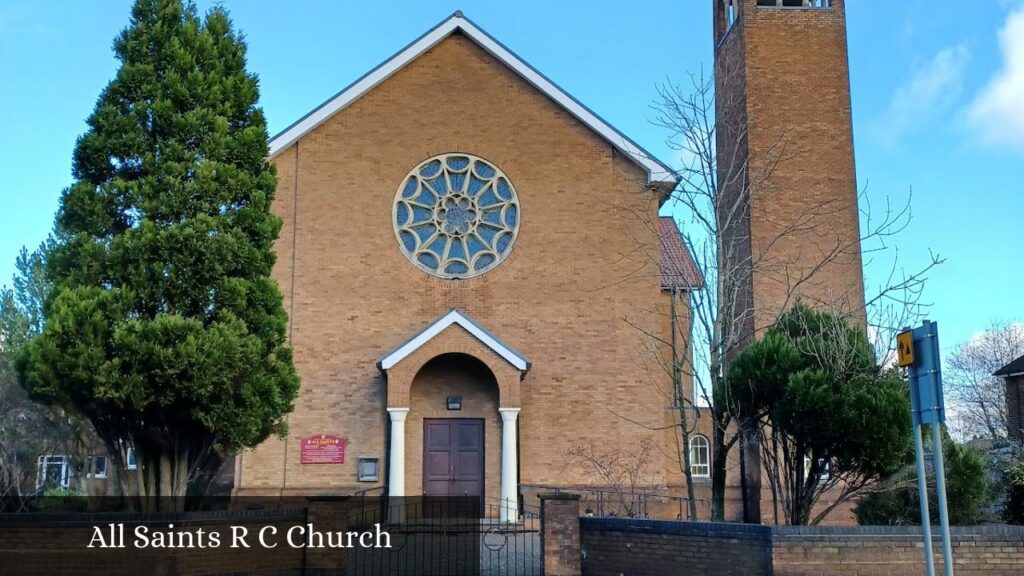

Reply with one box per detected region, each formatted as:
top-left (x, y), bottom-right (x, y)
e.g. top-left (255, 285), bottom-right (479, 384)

top-left (897, 331), bottom-right (915, 367)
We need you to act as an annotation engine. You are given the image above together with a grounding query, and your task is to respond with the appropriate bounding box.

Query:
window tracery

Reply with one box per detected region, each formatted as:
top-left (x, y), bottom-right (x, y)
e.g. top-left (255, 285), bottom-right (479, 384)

top-left (393, 154), bottom-right (520, 279)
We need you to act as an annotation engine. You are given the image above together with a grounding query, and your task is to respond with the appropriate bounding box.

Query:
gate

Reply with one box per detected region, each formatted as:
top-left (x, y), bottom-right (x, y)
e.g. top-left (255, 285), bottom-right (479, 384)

top-left (341, 499), bottom-right (542, 576)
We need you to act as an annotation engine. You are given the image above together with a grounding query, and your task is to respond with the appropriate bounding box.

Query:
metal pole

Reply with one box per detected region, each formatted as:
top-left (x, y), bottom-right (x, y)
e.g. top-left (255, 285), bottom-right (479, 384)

top-left (931, 421), bottom-right (955, 576)
top-left (913, 424), bottom-right (936, 576)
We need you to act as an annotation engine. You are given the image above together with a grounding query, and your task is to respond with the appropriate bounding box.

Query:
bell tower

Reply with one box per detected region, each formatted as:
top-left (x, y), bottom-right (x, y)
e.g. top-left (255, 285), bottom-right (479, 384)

top-left (713, 0), bottom-right (866, 522)
top-left (714, 0), bottom-right (865, 330)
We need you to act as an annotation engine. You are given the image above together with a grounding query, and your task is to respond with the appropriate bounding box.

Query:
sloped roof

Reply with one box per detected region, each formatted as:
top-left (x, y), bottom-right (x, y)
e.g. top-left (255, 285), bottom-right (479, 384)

top-left (995, 354), bottom-right (1024, 377)
top-left (267, 11), bottom-right (678, 190)
top-left (659, 216), bottom-right (704, 290)
top-left (378, 308), bottom-right (530, 372)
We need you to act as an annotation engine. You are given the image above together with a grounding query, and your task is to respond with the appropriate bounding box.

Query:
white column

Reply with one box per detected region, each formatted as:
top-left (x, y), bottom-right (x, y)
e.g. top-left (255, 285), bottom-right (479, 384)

top-left (498, 407), bottom-right (521, 523)
top-left (387, 407), bottom-right (410, 497)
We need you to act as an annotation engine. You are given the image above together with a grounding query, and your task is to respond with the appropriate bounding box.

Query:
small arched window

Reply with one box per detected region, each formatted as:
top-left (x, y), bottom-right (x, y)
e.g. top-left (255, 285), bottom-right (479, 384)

top-left (689, 435), bottom-right (711, 478)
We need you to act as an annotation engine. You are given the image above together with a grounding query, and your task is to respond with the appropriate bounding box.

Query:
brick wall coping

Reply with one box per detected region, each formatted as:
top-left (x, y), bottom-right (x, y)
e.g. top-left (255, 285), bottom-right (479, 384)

top-left (0, 508), bottom-right (307, 527)
top-left (581, 517), bottom-right (771, 538)
top-left (579, 518), bottom-right (1024, 541)
top-left (773, 525), bottom-right (1024, 538)
top-left (304, 494), bottom-right (353, 502)
top-left (539, 492), bottom-right (582, 501)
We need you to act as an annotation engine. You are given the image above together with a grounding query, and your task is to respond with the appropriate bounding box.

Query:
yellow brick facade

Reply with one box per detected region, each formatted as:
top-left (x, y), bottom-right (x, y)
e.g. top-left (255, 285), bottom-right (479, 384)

top-left (235, 31), bottom-right (688, 508)
top-left (713, 0), bottom-right (866, 525)
top-left (715, 0), bottom-right (865, 329)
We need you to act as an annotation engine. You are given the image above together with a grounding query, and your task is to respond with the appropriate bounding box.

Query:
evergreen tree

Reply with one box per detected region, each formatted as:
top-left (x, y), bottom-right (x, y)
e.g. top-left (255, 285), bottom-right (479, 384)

top-left (727, 304), bottom-right (912, 524)
top-left (2, 245), bottom-right (99, 506)
top-left (17, 0), bottom-right (299, 505)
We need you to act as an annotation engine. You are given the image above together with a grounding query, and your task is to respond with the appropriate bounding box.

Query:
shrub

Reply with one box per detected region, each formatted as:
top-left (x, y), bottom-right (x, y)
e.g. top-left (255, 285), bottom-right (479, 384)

top-left (856, 440), bottom-right (990, 526)
top-left (34, 486), bottom-right (87, 512)
top-left (1005, 461), bottom-right (1024, 525)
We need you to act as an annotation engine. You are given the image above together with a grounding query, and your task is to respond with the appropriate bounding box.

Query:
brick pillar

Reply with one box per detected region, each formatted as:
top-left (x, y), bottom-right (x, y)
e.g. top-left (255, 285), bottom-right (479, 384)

top-left (540, 493), bottom-right (581, 576)
top-left (304, 495), bottom-right (351, 574)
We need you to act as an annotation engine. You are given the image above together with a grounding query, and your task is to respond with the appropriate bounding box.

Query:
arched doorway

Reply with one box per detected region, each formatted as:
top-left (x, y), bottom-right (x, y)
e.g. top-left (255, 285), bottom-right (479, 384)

top-left (379, 309), bottom-right (528, 520)
top-left (406, 353), bottom-right (501, 513)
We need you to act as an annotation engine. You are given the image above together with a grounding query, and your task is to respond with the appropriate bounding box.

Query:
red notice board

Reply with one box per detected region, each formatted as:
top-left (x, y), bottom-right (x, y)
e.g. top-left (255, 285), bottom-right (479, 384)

top-left (300, 435), bottom-right (346, 464)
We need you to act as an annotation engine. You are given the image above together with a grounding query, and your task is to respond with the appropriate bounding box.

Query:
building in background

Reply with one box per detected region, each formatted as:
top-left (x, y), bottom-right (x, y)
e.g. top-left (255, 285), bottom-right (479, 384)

top-left (997, 355), bottom-right (1024, 445)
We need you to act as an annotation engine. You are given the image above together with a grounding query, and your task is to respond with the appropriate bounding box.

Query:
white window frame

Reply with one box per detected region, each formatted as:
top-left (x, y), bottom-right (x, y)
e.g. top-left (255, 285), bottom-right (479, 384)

top-left (804, 455), bottom-right (831, 483)
top-left (92, 455), bottom-right (108, 479)
top-left (36, 455), bottom-right (71, 489)
top-left (725, 0), bottom-right (739, 29)
top-left (357, 458), bottom-right (379, 482)
top-left (689, 435), bottom-right (711, 478)
top-left (125, 447), bottom-right (138, 470)
top-left (693, 380), bottom-right (712, 408)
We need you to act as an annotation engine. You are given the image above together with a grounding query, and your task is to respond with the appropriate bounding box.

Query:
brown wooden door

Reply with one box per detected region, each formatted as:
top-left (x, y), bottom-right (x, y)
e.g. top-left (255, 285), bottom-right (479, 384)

top-left (423, 419), bottom-right (484, 507)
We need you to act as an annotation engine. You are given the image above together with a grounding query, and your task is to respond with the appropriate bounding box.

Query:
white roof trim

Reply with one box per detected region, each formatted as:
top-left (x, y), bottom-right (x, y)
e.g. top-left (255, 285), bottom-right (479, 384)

top-left (378, 309), bottom-right (529, 372)
top-left (267, 12), bottom-right (678, 188)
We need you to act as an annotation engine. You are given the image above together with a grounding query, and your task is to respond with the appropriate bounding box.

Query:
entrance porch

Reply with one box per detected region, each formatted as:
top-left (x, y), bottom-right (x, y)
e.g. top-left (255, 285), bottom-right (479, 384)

top-left (377, 309), bottom-right (529, 521)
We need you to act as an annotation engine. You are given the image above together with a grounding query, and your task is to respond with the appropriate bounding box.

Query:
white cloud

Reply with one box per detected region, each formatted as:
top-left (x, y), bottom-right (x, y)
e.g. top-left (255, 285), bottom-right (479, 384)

top-left (968, 5), bottom-right (1024, 151)
top-left (874, 43), bottom-right (970, 145)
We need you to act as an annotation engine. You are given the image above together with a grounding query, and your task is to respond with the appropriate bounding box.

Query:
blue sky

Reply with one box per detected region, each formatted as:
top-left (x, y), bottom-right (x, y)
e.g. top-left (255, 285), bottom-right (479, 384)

top-left (0, 0), bottom-right (1021, 354)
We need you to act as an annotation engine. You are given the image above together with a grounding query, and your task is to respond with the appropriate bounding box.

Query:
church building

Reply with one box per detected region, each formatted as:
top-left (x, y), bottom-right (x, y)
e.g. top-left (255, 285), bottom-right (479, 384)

top-left (236, 1), bottom-right (865, 525)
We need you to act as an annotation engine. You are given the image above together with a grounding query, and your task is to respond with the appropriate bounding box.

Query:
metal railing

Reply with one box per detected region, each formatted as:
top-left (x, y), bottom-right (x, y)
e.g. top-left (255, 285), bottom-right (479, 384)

top-left (341, 498), bottom-right (541, 576)
top-left (520, 483), bottom-right (713, 521)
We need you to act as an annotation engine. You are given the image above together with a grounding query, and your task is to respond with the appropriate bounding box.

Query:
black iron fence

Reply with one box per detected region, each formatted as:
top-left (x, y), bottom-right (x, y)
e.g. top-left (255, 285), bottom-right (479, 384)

top-left (521, 483), bottom-right (712, 521)
top-left (0, 495), bottom-right (542, 576)
top-left (341, 497), bottom-right (541, 576)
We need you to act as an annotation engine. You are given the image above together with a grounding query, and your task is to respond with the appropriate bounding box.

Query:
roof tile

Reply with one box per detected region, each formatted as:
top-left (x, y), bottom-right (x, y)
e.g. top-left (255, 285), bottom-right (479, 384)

top-left (659, 217), bottom-right (704, 290)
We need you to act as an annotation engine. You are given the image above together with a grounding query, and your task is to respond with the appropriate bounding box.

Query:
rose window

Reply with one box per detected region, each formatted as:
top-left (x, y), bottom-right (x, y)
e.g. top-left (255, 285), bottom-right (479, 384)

top-left (393, 154), bottom-right (520, 278)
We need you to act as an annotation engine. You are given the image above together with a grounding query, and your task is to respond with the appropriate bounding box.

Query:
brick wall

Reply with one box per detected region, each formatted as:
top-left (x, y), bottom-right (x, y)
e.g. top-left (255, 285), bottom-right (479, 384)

top-left (0, 509), bottom-right (306, 576)
top-left (580, 518), bottom-right (772, 576)
top-left (1006, 375), bottom-right (1024, 444)
top-left (577, 519), bottom-right (1024, 576)
top-left (0, 498), bottom-right (495, 573)
top-left (774, 525), bottom-right (1024, 576)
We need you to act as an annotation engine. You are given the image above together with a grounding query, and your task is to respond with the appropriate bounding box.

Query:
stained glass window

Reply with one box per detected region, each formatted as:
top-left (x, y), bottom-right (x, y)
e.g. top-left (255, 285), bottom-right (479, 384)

top-left (393, 154), bottom-right (520, 279)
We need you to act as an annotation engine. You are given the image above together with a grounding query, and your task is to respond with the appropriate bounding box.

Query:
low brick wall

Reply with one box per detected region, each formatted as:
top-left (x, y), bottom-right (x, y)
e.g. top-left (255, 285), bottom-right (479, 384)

top-left (774, 525), bottom-right (1024, 576)
top-left (578, 520), bottom-right (1024, 576)
top-left (580, 518), bottom-right (772, 576)
top-left (0, 508), bottom-right (308, 576)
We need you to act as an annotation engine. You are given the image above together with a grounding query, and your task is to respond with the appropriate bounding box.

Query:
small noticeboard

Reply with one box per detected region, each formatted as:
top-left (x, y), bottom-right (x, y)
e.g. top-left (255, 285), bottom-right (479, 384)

top-left (300, 435), bottom-right (346, 464)
top-left (897, 330), bottom-right (915, 367)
